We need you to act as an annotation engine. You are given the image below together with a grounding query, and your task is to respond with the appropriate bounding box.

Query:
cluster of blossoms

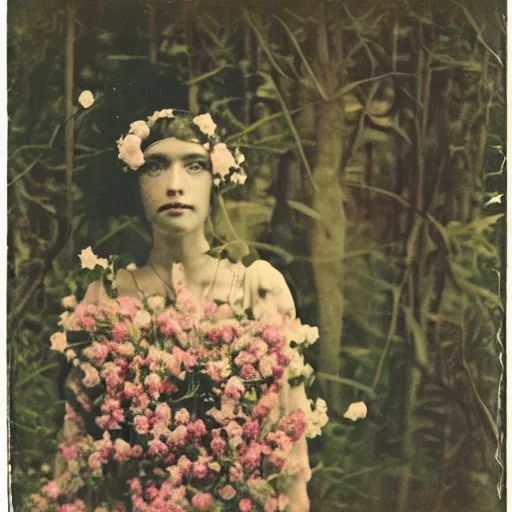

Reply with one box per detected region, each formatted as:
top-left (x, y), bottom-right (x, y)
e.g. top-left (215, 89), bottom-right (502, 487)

top-left (116, 109), bottom-right (247, 189)
top-left (31, 252), bottom-right (328, 512)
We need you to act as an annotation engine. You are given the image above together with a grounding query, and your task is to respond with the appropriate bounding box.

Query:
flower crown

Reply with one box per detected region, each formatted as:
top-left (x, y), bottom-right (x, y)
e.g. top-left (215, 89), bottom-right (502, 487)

top-left (116, 109), bottom-right (247, 189)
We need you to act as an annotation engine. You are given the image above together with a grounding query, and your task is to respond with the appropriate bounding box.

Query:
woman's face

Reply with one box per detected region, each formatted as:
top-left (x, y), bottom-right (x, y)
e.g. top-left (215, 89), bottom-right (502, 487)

top-left (139, 137), bottom-right (213, 235)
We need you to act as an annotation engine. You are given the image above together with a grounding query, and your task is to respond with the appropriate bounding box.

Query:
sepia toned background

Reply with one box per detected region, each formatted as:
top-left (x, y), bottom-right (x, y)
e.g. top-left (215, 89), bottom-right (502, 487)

top-left (7, 0), bottom-right (506, 510)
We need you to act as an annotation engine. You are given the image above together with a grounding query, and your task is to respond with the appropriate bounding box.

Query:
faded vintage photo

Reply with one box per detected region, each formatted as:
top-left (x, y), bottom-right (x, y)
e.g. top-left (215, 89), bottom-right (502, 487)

top-left (7, 1), bottom-right (506, 511)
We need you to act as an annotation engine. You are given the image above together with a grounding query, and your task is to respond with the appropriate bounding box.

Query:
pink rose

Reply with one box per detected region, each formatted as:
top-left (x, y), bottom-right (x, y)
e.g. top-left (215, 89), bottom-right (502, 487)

top-left (239, 498), bottom-right (253, 512)
top-left (191, 492), bottom-right (214, 510)
top-left (148, 438), bottom-right (168, 456)
top-left (117, 134), bottom-right (144, 170)
top-left (60, 443), bottom-right (78, 461)
top-left (134, 415), bottom-right (150, 435)
top-left (192, 463), bottom-right (208, 479)
top-left (224, 376), bottom-right (246, 400)
top-left (112, 323), bottom-right (130, 341)
top-left (129, 120), bottom-right (150, 140)
top-left (155, 403), bottom-right (172, 425)
top-left (114, 438), bottom-right (132, 462)
top-left (144, 373), bottom-right (162, 398)
top-left (218, 485), bottom-right (237, 500)
top-left (210, 143), bottom-right (236, 177)
top-left (210, 435), bottom-right (227, 455)
top-left (88, 451), bottom-right (103, 470)
top-left (44, 481), bottom-right (60, 499)
top-left (192, 113), bottom-right (217, 136)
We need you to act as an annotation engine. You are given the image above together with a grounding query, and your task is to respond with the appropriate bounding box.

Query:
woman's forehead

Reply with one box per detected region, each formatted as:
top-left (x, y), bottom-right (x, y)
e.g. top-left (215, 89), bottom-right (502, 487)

top-left (144, 137), bottom-right (208, 159)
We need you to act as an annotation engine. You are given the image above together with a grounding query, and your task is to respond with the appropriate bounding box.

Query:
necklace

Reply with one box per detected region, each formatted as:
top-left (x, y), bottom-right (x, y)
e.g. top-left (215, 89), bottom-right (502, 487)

top-left (148, 257), bottom-right (222, 302)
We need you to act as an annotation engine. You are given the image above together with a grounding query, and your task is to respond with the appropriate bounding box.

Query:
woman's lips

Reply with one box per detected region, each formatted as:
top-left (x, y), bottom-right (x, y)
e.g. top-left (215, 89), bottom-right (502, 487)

top-left (159, 203), bottom-right (193, 216)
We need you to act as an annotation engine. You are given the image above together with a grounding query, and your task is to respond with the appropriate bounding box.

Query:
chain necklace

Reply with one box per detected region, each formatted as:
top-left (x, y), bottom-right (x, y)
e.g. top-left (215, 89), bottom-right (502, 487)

top-left (148, 257), bottom-right (221, 302)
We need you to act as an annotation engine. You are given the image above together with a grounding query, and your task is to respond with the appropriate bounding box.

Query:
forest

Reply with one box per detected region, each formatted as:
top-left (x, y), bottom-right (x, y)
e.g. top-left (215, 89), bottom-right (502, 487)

top-left (7, 0), bottom-right (506, 510)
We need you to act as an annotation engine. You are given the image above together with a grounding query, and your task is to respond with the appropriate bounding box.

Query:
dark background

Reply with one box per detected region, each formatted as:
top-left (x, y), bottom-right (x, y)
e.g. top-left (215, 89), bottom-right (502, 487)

top-left (7, 0), bottom-right (506, 510)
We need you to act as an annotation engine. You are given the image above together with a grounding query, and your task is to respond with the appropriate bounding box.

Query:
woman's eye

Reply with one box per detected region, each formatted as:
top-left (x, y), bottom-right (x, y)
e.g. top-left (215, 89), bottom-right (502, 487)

top-left (186, 161), bottom-right (207, 174)
top-left (143, 161), bottom-right (166, 176)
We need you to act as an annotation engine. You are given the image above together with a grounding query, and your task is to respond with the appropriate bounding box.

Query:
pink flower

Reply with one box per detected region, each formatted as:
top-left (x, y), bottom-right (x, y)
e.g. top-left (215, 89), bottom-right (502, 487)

top-left (216, 303), bottom-right (233, 318)
top-left (191, 492), bottom-right (214, 510)
top-left (261, 326), bottom-right (285, 346)
top-left (240, 441), bottom-right (263, 471)
top-left (60, 443), bottom-right (78, 461)
top-left (229, 462), bottom-right (244, 482)
top-left (144, 373), bottom-right (162, 398)
top-left (83, 342), bottom-right (109, 364)
top-left (224, 376), bottom-right (245, 400)
top-left (252, 393), bottom-right (279, 418)
top-left (177, 455), bottom-right (192, 474)
top-left (80, 362), bottom-right (100, 387)
top-left (235, 351), bottom-right (257, 366)
top-left (210, 435), bottom-right (227, 455)
top-left (117, 134), bottom-right (144, 170)
top-left (187, 419), bottom-right (207, 439)
top-left (278, 409), bottom-right (307, 442)
top-left (117, 342), bottom-right (135, 358)
top-left (218, 485), bottom-right (237, 500)
top-left (44, 481), bottom-right (60, 499)
top-left (112, 323), bottom-right (130, 341)
top-left (192, 463), bottom-right (209, 479)
top-left (88, 452), bottom-right (103, 470)
top-left (192, 113), bottom-right (217, 136)
top-left (148, 438), bottom-right (168, 456)
top-left (114, 438), bottom-right (132, 462)
top-left (129, 120), bottom-right (150, 140)
top-left (155, 402), bottom-right (172, 425)
top-left (211, 143), bottom-right (236, 177)
top-left (240, 364), bottom-right (258, 379)
top-left (124, 381), bottom-right (142, 399)
top-left (76, 315), bottom-right (97, 331)
top-left (242, 420), bottom-right (260, 440)
top-left (239, 498), bottom-right (253, 512)
top-left (65, 403), bottom-right (78, 422)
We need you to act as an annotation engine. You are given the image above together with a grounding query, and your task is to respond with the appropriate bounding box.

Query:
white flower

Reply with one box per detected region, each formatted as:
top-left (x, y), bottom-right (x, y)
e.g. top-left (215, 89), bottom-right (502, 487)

top-left (66, 349), bottom-right (76, 361)
top-left (192, 113), bottom-right (217, 136)
top-left (147, 109), bottom-right (174, 125)
top-left (306, 398), bottom-right (329, 438)
top-left (343, 401), bottom-right (367, 421)
top-left (126, 263), bottom-right (137, 271)
top-left (147, 295), bottom-right (165, 312)
top-left (210, 143), bottom-right (236, 178)
top-left (230, 171), bottom-right (247, 185)
top-left (117, 134), bottom-right (145, 170)
top-left (133, 310), bottom-right (152, 329)
top-left (287, 322), bottom-right (319, 347)
top-left (234, 147), bottom-right (245, 165)
top-left (61, 295), bottom-right (77, 309)
top-left (58, 311), bottom-right (75, 330)
top-left (128, 120), bottom-right (150, 140)
top-left (50, 332), bottom-right (67, 352)
top-left (78, 247), bottom-right (109, 270)
top-left (213, 177), bottom-right (222, 187)
top-left (78, 90), bottom-right (95, 108)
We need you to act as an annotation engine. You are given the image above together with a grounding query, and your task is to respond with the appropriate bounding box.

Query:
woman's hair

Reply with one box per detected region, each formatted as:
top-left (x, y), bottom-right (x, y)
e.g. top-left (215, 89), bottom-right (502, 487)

top-left (141, 112), bottom-right (217, 152)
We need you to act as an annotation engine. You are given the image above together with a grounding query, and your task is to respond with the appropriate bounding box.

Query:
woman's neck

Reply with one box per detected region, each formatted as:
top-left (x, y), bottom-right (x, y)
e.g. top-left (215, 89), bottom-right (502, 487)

top-left (148, 226), bottom-right (212, 276)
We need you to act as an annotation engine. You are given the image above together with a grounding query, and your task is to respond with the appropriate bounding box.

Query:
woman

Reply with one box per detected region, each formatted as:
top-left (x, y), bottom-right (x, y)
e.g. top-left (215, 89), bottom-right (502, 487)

top-left (63, 110), bottom-right (312, 511)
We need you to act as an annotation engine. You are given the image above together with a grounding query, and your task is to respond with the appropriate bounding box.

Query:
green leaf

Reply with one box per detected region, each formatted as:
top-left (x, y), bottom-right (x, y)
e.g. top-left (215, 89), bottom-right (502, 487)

top-left (317, 372), bottom-right (377, 399)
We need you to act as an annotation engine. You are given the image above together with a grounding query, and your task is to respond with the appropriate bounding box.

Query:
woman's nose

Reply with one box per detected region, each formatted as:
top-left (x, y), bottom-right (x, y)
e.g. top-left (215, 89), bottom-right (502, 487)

top-left (165, 163), bottom-right (185, 196)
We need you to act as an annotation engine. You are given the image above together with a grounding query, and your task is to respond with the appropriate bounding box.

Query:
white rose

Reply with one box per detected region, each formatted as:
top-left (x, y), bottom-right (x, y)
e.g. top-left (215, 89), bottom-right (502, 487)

top-left (78, 247), bottom-right (108, 270)
top-left (147, 109), bottom-right (174, 125)
top-left (61, 295), bottom-right (77, 309)
top-left (117, 133), bottom-right (145, 170)
top-left (133, 310), bottom-right (152, 329)
top-left (147, 295), bottom-right (165, 312)
top-left (50, 332), bottom-right (67, 352)
top-left (234, 147), bottom-right (245, 165)
top-left (129, 120), bottom-right (150, 140)
top-left (210, 143), bottom-right (236, 177)
top-left (343, 401), bottom-right (367, 421)
top-left (78, 90), bottom-right (95, 108)
top-left (58, 311), bottom-right (75, 330)
top-left (230, 171), bottom-right (247, 185)
top-left (192, 113), bottom-right (217, 136)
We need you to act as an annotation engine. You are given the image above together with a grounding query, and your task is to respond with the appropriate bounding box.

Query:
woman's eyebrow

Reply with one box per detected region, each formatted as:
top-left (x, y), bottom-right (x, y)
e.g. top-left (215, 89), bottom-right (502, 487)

top-left (144, 152), bottom-right (208, 163)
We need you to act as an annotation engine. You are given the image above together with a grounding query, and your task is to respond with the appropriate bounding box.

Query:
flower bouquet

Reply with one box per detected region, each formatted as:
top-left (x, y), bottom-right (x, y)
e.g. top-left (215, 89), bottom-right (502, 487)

top-left (29, 250), bottom-right (328, 512)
